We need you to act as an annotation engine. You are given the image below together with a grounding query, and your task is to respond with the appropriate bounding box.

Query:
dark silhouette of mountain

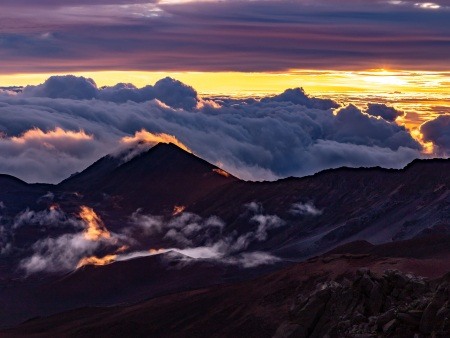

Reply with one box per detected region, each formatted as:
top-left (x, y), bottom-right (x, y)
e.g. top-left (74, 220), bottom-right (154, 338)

top-left (59, 143), bottom-right (238, 214)
top-left (1, 143), bottom-right (450, 335)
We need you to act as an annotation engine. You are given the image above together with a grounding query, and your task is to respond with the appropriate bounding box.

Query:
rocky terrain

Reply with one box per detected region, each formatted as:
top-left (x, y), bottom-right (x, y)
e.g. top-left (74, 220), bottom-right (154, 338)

top-left (2, 235), bottom-right (450, 337)
top-left (276, 269), bottom-right (450, 337)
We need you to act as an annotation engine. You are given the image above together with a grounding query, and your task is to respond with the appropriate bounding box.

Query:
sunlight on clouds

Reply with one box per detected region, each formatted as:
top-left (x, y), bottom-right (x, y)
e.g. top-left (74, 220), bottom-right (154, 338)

top-left (411, 129), bottom-right (435, 154)
top-left (1, 69), bottom-right (449, 138)
top-left (121, 130), bottom-right (191, 153)
top-left (414, 2), bottom-right (441, 9)
top-left (10, 127), bottom-right (92, 144)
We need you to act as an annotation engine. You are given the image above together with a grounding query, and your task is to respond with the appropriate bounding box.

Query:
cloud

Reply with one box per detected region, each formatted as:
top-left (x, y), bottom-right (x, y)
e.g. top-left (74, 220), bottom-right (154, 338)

top-left (23, 75), bottom-right (199, 109)
top-left (0, 127), bottom-right (99, 183)
top-left (152, 77), bottom-right (199, 110)
top-left (130, 210), bottom-right (224, 247)
top-left (118, 130), bottom-right (191, 161)
top-left (244, 202), bottom-right (263, 214)
top-left (262, 88), bottom-right (340, 110)
top-left (366, 103), bottom-right (404, 122)
top-left (18, 206), bottom-right (126, 274)
top-left (0, 76), bottom-right (424, 183)
top-left (331, 105), bottom-right (419, 150)
top-left (290, 202), bottom-right (323, 216)
top-left (129, 210), bottom-right (164, 236)
top-left (223, 252), bottom-right (280, 268)
top-left (127, 208), bottom-right (284, 267)
top-left (250, 214), bottom-right (285, 241)
top-left (23, 75), bottom-right (98, 100)
top-left (13, 206), bottom-right (81, 230)
top-left (97, 83), bottom-right (155, 103)
top-left (420, 114), bottom-right (450, 155)
top-left (20, 233), bottom-right (101, 274)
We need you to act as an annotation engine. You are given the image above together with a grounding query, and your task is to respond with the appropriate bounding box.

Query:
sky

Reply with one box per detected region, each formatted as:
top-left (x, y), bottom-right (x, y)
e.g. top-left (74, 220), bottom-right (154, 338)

top-left (1, 0), bottom-right (450, 73)
top-left (0, 0), bottom-right (449, 182)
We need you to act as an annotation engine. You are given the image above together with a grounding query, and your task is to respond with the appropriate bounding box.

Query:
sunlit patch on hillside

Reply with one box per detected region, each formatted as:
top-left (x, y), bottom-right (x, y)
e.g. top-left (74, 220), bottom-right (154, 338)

top-left (76, 254), bottom-right (117, 268)
top-left (172, 205), bottom-right (186, 216)
top-left (79, 206), bottom-right (111, 241)
top-left (213, 168), bottom-right (231, 178)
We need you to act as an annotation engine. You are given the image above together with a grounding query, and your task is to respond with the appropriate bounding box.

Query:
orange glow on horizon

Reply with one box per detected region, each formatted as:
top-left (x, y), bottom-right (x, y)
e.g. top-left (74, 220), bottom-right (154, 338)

top-left (2, 69), bottom-right (449, 96)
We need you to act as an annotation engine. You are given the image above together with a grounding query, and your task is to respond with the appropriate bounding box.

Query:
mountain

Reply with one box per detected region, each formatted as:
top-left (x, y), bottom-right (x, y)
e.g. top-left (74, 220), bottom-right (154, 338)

top-left (1, 143), bottom-right (450, 335)
top-left (0, 175), bottom-right (52, 215)
top-left (56, 145), bottom-right (450, 254)
top-left (58, 142), bottom-right (238, 214)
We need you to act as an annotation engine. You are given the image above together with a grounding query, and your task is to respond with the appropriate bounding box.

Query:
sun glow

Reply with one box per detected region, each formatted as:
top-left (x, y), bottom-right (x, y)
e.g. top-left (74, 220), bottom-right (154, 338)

top-left (362, 70), bottom-right (407, 86)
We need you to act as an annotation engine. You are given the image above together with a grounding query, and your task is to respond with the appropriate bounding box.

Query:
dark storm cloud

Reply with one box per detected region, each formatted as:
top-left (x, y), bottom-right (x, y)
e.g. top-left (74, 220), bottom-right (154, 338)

top-left (23, 75), bottom-right (199, 109)
top-left (366, 103), bottom-right (405, 122)
top-left (0, 1), bottom-right (449, 72)
top-left (420, 115), bottom-right (450, 154)
top-left (0, 75), bottom-right (423, 183)
top-left (262, 88), bottom-right (340, 110)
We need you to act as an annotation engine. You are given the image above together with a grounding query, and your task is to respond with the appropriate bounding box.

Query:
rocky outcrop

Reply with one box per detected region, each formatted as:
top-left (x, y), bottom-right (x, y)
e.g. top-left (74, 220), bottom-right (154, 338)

top-left (274, 269), bottom-right (450, 337)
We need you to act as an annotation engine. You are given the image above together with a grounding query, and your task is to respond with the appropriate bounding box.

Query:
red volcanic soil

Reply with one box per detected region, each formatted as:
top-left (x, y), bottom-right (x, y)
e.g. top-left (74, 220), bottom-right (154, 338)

top-left (3, 236), bottom-right (450, 338)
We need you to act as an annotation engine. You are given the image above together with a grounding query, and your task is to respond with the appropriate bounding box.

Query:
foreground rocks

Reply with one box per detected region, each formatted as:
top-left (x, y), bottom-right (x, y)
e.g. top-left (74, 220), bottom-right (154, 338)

top-left (274, 269), bottom-right (450, 337)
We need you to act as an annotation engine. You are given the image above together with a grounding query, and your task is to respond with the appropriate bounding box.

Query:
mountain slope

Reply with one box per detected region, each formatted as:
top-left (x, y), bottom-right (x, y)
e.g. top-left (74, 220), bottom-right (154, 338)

top-left (59, 143), bottom-right (238, 214)
top-left (3, 236), bottom-right (449, 338)
top-left (187, 159), bottom-right (450, 258)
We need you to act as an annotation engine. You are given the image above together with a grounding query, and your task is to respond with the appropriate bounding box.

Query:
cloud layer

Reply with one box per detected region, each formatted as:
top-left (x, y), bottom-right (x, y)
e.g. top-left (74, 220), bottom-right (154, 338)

top-left (0, 75), bottom-right (427, 183)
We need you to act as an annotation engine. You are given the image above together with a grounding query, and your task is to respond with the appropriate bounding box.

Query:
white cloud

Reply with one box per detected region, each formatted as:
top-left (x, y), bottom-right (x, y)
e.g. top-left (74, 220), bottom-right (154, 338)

top-left (290, 202), bottom-right (323, 216)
